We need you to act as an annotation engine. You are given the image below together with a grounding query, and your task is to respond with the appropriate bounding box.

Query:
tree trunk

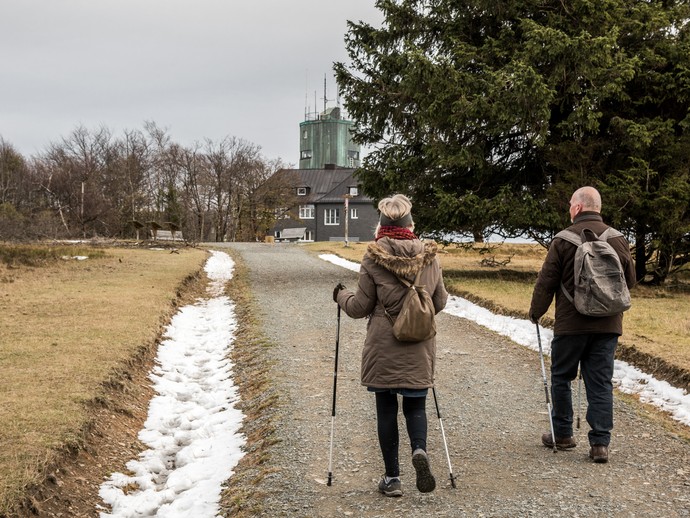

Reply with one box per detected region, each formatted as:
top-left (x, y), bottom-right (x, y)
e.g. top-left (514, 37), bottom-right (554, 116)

top-left (635, 230), bottom-right (647, 283)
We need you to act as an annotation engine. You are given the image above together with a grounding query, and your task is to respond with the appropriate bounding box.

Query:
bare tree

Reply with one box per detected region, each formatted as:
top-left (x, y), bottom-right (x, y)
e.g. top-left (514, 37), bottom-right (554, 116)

top-left (178, 143), bottom-right (213, 242)
top-left (107, 129), bottom-right (152, 236)
top-left (0, 138), bottom-right (29, 208)
top-left (235, 157), bottom-right (296, 241)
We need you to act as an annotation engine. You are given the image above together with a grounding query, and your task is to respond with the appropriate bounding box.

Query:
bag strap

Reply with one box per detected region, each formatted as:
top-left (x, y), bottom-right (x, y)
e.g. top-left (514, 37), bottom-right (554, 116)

top-left (598, 227), bottom-right (623, 241)
top-left (554, 229), bottom-right (581, 246)
top-left (379, 267), bottom-right (425, 324)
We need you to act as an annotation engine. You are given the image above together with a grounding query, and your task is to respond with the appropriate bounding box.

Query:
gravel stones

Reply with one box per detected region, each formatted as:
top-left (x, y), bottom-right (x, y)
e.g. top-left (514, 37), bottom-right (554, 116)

top-left (220, 243), bottom-right (690, 518)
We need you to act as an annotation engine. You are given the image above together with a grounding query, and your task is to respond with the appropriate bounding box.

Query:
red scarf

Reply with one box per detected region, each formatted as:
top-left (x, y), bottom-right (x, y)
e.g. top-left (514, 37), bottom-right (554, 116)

top-left (376, 226), bottom-right (417, 241)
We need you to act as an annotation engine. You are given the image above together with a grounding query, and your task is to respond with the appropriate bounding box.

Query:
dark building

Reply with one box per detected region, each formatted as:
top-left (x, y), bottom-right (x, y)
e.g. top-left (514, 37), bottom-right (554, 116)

top-left (269, 105), bottom-right (378, 242)
top-left (271, 165), bottom-right (377, 243)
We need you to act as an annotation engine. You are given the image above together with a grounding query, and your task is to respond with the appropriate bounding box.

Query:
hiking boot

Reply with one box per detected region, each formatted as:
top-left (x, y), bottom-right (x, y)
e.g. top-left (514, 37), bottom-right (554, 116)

top-left (589, 445), bottom-right (609, 463)
top-left (541, 433), bottom-right (577, 450)
top-left (411, 449), bottom-right (436, 493)
top-left (378, 476), bottom-right (402, 497)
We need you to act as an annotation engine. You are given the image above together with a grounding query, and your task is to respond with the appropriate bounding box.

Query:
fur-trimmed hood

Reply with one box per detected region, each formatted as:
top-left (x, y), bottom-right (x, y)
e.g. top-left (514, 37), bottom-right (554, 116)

top-left (366, 237), bottom-right (439, 279)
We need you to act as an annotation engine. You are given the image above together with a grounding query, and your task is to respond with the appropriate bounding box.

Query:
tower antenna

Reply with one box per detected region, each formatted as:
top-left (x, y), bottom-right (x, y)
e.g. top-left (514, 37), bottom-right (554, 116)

top-left (322, 73), bottom-right (334, 115)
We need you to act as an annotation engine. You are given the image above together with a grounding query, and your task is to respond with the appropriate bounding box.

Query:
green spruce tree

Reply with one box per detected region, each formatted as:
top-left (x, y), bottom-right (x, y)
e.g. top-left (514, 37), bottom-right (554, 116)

top-left (336, 0), bottom-right (690, 283)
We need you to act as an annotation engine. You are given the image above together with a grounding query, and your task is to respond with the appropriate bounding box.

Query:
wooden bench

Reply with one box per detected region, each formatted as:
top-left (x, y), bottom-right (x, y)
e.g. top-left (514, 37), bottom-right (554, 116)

top-left (153, 229), bottom-right (184, 241)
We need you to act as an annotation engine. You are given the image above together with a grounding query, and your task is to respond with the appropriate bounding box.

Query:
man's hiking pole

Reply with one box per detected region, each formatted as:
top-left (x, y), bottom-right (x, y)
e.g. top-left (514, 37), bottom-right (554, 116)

top-left (535, 324), bottom-right (557, 453)
top-left (327, 305), bottom-right (341, 486)
top-left (432, 387), bottom-right (457, 488)
top-left (576, 368), bottom-right (583, 429)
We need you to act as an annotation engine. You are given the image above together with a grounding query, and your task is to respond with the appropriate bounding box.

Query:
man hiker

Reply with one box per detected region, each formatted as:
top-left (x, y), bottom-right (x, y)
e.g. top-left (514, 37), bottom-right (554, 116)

top-left (529, 186), bottom-right (636, 463)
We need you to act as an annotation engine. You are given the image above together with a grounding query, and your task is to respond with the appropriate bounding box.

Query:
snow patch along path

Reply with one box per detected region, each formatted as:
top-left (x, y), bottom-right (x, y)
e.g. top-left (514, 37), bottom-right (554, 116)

top-left (320, 253), bottom-right (690, 428)
top-left (98, 251), bottom-right (245, 517)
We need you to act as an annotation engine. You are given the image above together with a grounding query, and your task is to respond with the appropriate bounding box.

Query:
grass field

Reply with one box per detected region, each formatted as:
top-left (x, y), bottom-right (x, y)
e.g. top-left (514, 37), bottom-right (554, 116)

top-left (302, 241), bottom-right (690, 373)
top-left (0, 243), bottom-right (207, 514)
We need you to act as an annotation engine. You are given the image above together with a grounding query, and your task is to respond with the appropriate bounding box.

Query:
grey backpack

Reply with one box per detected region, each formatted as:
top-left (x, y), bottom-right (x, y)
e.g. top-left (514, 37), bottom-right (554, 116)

top-left (556, 227), bottom-right (631, 317)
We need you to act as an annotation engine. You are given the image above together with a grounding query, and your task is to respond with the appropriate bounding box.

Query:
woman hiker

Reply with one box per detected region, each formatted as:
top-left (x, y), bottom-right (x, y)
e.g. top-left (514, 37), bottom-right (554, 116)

top-left (333, 194), bottom-right (449, 497)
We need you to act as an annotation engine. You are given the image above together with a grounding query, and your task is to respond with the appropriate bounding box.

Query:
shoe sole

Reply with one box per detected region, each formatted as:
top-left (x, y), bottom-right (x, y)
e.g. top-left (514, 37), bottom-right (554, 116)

top-left (542, 441), bottom-right (577, 450)
top-left (542, 437), bottom-right (577, 450)
top-left (379, 488), bottom-right (403, 497)
top-left (591, 456), bottom-right (608, 463)
top-left (412, 453), bottom-right (436, 493)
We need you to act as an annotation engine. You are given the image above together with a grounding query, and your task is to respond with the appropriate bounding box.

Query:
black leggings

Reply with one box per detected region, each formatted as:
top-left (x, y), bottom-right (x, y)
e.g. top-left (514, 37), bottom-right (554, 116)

top-left (375, 391), bottom-right (428, 477)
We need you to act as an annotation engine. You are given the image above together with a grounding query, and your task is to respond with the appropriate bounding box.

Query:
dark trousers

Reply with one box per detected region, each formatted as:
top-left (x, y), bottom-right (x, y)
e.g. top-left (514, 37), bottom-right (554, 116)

top-left (375, 392), bottom-right (428, 477)
top-left (550, 333), bottom-right (618, 446)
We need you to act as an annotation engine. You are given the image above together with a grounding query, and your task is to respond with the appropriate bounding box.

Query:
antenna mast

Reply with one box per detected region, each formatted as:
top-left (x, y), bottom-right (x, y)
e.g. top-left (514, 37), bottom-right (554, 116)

top-left (322, 74), bottom-right (335, 116)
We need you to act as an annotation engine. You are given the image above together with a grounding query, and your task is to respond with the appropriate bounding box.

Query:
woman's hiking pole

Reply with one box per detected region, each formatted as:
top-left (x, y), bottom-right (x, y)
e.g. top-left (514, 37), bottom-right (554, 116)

top-left (432, 387), bottom-right (457, 488)
top-left (327, 305), bottom-right (341, 486)
top-left (536, 324), bottom-right (557, 453)
top-left (576, 368), bottom-right (583, 429)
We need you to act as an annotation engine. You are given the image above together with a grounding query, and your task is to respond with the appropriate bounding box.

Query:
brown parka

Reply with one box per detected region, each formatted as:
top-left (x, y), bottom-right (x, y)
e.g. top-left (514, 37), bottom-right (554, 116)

top-left (529, 212), bottom-right (636, 336)
top-left (336, 237), bottom-right (449, 390)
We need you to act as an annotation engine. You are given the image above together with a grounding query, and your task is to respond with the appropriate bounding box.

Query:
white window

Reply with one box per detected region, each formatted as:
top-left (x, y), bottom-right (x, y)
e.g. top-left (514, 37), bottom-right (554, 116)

top-left (301, 150), bottom-right (312, 159)
top-left (301, 230), bottom-right (314, 242)
top-left (348, 186), bottom-right (358, 196)
top-left (303, 130), bottom-right (308, 139)
top-left (348, 150), bottom-right (360, 160)
top-left (325, 208), bottom-right (339, 225)
top-left (350, 208), bottom-right (359, 219)
top-left (299, 204), bottom-right (315, 219)
top-left (297, 187), bottom-right (307, 196)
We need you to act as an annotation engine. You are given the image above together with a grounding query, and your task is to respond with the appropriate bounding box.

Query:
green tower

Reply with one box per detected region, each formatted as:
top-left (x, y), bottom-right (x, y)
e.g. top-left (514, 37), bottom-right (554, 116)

top-left (299, 107), bottom-right (361, 169)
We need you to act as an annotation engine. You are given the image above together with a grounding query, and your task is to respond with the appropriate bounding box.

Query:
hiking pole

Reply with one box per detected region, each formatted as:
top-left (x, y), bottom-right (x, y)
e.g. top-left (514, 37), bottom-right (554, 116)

top-left (327, 305), bottom-right (341, 486)
top-left (576, 368), bottom-right (583, 430)
top-left (535, 324), bottom-right (557, 453)
top-left (432, 387), bottom-right (457, 488)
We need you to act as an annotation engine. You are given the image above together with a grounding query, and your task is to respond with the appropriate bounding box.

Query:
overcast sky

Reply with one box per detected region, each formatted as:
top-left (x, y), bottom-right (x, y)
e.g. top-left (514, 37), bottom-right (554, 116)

top-left (0, 0), bottom-right (382, 165)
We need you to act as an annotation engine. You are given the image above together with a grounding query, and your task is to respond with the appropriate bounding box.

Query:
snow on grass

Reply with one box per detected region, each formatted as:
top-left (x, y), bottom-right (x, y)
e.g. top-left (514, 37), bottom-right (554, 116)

top-left (98, 251), bottom-right (245, 517)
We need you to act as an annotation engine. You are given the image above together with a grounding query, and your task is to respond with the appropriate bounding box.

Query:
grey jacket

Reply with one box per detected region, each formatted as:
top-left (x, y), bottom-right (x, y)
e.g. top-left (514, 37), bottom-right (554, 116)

top-left (336, 237), bottom-right (448, 389)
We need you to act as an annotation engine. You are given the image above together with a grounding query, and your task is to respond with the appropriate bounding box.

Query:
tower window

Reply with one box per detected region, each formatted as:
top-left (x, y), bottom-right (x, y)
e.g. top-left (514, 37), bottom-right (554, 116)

top-left (301, 150), bottom-right (312, 159)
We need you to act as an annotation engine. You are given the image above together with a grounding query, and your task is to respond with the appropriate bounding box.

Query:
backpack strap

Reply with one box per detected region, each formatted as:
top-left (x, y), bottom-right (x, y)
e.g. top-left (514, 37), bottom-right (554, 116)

top-left (554, 229), bottom-right (581, 246)
top-left (598, 227), bottom-right (623, 241)
top-left (379, 268), bottom-right (424, 324)
top-left (554, 230), bottom-right (581, 305)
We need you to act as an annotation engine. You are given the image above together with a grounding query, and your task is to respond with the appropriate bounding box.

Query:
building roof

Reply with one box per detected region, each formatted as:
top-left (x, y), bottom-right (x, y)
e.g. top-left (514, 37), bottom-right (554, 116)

top-left (276, 166), bottom-right (373, 205)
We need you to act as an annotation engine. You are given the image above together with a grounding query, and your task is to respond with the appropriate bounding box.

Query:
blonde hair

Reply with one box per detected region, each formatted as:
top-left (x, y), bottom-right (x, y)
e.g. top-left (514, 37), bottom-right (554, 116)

top-left (374, 194), bottom-right (414, 238)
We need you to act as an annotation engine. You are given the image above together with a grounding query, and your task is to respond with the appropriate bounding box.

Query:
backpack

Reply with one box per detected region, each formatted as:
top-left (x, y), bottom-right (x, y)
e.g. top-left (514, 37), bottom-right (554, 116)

top-left (382, 267), bottom-right (437, 342)
top-left (555, 227), bottom-right (631, 317)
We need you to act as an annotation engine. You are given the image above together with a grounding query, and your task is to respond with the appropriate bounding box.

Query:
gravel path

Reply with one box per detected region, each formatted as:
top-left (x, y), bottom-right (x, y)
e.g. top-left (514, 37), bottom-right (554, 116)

top-left (221, 243), bottom-right (690, 517)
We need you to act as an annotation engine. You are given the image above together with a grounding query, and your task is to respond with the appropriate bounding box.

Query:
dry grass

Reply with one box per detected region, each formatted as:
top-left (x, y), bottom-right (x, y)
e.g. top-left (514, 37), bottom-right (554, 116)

top-left (219, 253), bottom-right (280, 517)
top-left (0, 245), bottom-right (207, 514)
top-left (301, 241), bottom-right (690, 373)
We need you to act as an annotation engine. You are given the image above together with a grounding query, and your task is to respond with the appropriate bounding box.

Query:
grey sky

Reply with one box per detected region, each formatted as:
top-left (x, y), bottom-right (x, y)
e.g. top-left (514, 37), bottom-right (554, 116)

top-left (0, 0), bottom-right (381, 165)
